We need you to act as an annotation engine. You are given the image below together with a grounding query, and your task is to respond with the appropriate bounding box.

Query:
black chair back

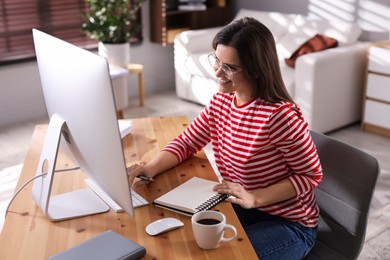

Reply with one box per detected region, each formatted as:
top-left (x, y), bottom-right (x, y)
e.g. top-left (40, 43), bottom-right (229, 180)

top-left (305, 131), bottom-right (380, 260)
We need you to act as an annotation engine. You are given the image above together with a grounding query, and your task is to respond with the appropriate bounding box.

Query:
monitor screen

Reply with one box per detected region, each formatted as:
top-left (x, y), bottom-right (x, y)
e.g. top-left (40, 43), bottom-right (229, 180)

top-left (31, 29), bottom-right (134, 221)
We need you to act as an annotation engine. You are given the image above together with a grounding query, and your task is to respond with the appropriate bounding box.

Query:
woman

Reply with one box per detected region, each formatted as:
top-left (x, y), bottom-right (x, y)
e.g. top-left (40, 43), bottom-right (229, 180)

top-left (128, 17), bottom-right (322, 259)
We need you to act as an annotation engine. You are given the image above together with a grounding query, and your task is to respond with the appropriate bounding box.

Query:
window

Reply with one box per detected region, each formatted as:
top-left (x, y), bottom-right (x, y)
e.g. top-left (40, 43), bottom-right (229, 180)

top-left (0, 0), bottom-right (142, 65)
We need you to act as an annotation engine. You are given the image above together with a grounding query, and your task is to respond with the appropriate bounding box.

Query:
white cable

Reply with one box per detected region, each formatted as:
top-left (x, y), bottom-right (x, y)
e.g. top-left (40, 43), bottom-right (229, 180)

top-left (4, 166), bottom-right (80, 218)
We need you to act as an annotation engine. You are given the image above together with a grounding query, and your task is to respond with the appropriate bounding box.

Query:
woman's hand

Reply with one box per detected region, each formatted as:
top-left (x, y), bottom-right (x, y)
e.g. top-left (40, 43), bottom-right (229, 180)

top-left (213, 180), bottom-right (256, 209)
top-left (127, 163), bottom-right (153, 190)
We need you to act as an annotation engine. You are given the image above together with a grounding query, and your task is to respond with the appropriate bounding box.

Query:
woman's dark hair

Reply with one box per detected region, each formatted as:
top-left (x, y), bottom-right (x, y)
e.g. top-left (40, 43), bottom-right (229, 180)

top-left (212, 17), bottom-right (294, 103)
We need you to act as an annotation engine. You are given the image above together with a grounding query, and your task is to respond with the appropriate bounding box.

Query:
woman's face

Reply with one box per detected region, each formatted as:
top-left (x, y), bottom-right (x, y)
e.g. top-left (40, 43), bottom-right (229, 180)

top-left (213, 44), bottom-right (253, 97)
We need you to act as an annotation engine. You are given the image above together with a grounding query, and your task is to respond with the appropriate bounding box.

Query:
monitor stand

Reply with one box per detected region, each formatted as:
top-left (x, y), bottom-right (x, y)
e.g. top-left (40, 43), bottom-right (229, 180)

top-left (31, 114), bottom-right (109, 221)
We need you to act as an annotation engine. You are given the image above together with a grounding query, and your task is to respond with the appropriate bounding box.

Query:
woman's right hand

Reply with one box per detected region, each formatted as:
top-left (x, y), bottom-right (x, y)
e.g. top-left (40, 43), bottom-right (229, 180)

top-left (127, 151), bottom-right (179, 190)
top-left (127, 163), bottom-right (153, 190)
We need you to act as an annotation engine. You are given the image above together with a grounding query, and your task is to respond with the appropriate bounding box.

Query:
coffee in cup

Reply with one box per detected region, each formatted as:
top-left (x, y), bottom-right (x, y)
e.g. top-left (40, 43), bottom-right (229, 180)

top-left (191, 210), bottom-right (237, 249)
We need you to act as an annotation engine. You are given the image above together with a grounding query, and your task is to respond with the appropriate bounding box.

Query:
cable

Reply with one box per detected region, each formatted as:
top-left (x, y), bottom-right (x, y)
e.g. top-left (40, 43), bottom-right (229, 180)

top-left (4, 166), bottom-right (80, 218)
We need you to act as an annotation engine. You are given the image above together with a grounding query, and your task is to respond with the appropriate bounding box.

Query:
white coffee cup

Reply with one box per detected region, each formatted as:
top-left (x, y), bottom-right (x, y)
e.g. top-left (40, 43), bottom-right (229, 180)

top-left (191, 210), bottom-right (237, 249)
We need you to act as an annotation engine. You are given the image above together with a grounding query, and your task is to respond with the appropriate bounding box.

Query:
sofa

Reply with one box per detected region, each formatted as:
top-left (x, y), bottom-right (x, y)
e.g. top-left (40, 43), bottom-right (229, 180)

top-left (174, 9), bottom-right (368, 133)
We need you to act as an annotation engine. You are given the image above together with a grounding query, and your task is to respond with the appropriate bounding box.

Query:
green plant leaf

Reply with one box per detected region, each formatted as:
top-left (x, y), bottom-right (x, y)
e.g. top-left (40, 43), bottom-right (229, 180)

top-left (81, 0), bottom-right (144, 43)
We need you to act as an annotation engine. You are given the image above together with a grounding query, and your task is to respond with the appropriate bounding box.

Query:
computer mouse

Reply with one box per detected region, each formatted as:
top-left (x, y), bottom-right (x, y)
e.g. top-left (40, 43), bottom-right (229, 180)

top-left (145, 217), bottom-right (184, 236)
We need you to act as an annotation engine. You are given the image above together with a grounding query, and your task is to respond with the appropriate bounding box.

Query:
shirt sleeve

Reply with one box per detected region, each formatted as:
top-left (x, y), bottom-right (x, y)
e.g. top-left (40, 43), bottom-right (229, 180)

top-left (268, 104), bottom-right (323, 196)
top-left (162, 106), bottom-right (212, 163)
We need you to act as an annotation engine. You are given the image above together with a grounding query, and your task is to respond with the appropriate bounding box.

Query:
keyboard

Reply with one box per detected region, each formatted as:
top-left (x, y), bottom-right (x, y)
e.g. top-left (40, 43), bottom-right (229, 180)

top-left (84, 178), bottom-right (149, 213)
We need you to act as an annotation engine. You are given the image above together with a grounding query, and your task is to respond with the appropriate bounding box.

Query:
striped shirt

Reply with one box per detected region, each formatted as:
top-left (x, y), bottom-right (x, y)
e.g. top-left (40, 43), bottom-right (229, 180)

top-left (163, 92), bottom-right (322, 227)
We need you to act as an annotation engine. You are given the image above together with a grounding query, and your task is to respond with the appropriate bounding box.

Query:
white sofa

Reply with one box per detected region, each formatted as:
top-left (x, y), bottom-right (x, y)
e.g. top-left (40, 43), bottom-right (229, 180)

top-left (174, 9), bottom-right (368, 133)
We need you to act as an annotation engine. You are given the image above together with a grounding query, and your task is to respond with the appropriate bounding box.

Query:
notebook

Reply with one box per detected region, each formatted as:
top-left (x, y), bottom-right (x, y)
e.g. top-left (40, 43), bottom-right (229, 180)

top-left (48, 230), bottom-right (146, 260)
top-left (153, 177), bottom-right (230, 216)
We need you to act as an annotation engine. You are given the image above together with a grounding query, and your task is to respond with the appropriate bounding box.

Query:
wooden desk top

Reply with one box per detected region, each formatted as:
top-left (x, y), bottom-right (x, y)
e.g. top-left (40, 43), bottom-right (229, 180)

top-left (0, 116), bottom-right (257, 259)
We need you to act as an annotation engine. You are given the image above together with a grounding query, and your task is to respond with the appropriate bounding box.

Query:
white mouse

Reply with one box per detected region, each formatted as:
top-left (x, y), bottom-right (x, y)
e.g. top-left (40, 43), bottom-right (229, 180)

top-left (145, 217), bottom-right (184, 236)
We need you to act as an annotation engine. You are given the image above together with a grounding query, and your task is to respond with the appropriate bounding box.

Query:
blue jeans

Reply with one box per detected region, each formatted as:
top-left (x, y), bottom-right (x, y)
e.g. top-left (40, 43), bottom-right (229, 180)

top-left (233, 204), bottom-right (317, 260)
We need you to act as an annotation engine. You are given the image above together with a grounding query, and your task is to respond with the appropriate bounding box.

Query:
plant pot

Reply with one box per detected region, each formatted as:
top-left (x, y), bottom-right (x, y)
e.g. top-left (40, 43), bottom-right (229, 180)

top-left (98, 42), bottom-right (130, 68)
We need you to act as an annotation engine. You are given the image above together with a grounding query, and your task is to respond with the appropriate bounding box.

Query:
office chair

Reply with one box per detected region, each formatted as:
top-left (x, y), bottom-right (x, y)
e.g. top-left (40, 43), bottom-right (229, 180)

top-left (305, 131), bottom-right (380, 260)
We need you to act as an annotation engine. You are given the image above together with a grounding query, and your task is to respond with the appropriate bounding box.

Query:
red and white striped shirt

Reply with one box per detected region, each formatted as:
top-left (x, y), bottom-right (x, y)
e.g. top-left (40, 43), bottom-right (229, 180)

top-left (163, 92), bottom-right (322, 227)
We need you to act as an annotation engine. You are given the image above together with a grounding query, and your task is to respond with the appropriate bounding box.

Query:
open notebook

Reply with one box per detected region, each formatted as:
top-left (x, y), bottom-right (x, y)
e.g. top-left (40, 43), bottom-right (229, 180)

top-left (153, 177), bottom-right (230, 216)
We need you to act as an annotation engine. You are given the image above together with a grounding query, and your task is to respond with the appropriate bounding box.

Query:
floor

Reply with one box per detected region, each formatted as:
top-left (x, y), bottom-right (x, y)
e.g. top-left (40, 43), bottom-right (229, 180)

top-left (1, 90), bottom-right (389, 259)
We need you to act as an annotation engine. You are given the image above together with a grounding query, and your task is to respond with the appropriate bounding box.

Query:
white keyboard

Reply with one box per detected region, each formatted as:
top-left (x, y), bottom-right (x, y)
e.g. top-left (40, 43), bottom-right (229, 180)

top-left (84, 178), bottom-right (149, 213)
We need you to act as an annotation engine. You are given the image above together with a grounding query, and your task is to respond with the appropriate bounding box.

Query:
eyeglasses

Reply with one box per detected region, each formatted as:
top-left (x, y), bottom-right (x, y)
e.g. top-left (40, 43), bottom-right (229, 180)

top-left (207, 54), bottom-right (242, 78)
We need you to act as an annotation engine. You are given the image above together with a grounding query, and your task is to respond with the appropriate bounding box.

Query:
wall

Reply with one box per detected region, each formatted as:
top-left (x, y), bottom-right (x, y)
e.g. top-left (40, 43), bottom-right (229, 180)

top-left (232, 0), bottom-right (309, 14)
top-left (0, 61), bottom-right (46, 125)
top-left (0, 1), bottom-right (175, 127)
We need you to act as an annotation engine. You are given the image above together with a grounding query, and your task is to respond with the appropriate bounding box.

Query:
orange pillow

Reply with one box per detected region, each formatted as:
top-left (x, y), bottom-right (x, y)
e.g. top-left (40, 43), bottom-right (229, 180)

top-left (285, 34), bottom-right (338, 68)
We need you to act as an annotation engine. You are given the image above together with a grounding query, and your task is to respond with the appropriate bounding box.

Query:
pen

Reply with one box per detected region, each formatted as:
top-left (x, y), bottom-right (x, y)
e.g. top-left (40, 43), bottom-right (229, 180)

top-left (137, 174), bottom-right (155, 182)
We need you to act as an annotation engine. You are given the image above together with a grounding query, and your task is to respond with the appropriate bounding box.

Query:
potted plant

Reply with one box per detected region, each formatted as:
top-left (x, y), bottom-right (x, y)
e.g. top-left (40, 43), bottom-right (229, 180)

top-left (81, 0), bottom-right (144, 67)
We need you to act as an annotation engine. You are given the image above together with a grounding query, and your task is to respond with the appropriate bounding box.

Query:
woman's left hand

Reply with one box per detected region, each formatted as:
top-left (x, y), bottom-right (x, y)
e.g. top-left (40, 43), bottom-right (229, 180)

top-left (213, 180), bottom-right (256, 209)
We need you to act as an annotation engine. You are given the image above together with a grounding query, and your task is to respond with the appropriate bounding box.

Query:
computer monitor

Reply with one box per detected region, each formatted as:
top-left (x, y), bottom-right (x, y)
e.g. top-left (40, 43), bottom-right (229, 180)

top-left (31, 29), bottom-right (134, 221)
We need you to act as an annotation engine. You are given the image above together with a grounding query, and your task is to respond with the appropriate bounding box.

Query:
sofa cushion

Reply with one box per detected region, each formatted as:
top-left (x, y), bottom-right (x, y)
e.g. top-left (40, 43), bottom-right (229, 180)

top-left (285, 34), bottom-right (338, 68)
top-left (234, 9), bottom-right (296, 42)
top-left (276, 31), bottom-right (317, 59)
top-left (276, 14), bottom-right (361, 59)
top-left (293, 15), bottom-right (361, 45)
top-left (175, 27), bottom-right (223, 54)
top-left (183, 53), bottom-right (216, 78)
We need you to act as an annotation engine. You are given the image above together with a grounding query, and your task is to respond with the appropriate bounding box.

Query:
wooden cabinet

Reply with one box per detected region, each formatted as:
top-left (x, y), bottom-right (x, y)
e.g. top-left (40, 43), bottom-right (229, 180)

top-left (150, 0), bottom-right (232, 46)
top-left (361, 41), bottom-right (390, 137)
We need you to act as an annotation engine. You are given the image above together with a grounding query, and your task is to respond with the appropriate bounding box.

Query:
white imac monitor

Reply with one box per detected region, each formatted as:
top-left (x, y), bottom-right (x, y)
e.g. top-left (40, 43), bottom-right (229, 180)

top-left (31, 29), bottom-right (134, 221)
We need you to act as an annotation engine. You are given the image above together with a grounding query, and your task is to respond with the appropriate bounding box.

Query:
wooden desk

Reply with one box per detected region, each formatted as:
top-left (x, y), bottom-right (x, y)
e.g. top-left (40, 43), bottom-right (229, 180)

top-left (0, 116), bottom-right (257, 259)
